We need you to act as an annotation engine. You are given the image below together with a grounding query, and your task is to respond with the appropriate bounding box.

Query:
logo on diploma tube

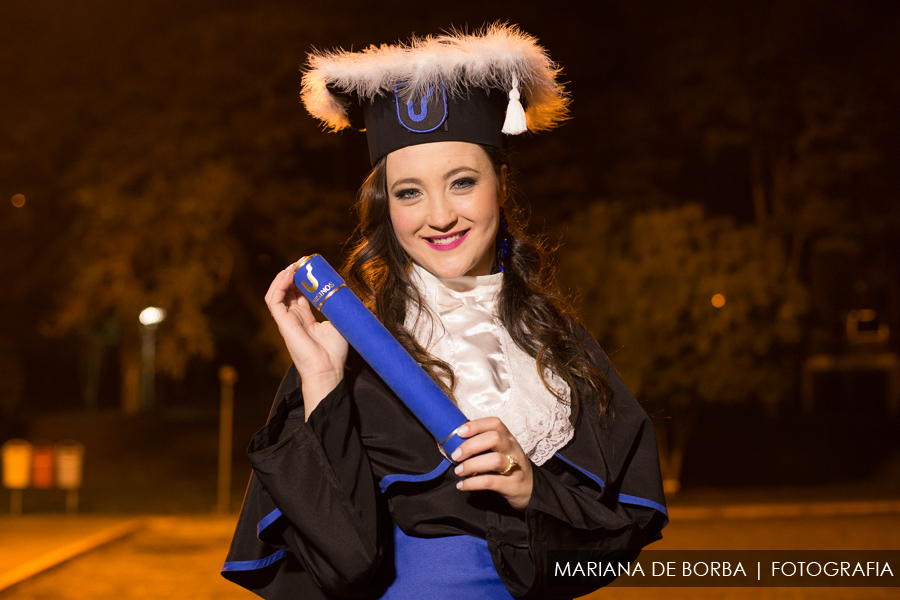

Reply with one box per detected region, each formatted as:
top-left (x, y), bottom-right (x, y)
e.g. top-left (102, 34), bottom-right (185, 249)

top-left (298, 257), bottom-right (346, 310)
top-left (314, 282), bottom-right (335, 304)
top-left (301, 263), bottom-right (318, 292)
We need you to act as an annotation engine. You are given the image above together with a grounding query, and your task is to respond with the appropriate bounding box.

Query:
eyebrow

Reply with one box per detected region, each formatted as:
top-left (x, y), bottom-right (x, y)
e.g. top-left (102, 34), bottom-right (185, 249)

top-left (389, 166), bottom-right (481, 192)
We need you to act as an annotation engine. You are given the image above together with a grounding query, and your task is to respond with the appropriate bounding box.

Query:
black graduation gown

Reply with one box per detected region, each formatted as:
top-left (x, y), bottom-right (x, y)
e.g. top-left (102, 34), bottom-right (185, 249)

top-left (221, 331), bottom-right (668, 599)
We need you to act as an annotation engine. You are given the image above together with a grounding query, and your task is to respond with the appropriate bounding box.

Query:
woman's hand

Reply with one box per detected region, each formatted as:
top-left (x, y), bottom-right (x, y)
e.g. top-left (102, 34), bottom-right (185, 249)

top-left (451, 417), bottom-right (533, 511)
top-left (265, 262), bottom-right (349, 420)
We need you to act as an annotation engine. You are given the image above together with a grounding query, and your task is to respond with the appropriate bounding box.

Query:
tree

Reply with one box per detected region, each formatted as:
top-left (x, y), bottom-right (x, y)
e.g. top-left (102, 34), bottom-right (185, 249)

top-left (559, 202), bottom-right (806, 492)
top-left (27, 4), bottom-right (361, 411)
top-left (612, 0), bottom-right (895, 279)
top-left (49, 162), bottom-right (248, 411)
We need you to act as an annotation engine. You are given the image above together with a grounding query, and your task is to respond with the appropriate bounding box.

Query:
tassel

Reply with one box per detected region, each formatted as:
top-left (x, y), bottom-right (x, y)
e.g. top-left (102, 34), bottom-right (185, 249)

top-left (501, 76), bottom-right (528, 135)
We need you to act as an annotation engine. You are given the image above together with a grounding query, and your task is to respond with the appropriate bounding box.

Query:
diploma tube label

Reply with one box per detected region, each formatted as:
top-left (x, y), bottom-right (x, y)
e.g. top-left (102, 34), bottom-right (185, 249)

top-left (293, 255), bottom-right (469, 458)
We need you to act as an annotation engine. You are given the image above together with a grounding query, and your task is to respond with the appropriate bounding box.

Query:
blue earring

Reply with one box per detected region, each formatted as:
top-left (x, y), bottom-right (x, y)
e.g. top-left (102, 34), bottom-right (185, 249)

top-left (498, 207), bottom-right (509, 273)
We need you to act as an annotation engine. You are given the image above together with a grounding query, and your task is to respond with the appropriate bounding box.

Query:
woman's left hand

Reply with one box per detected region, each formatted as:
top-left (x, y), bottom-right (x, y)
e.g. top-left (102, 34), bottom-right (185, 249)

top-left (452, 417), bottom-right (533, 512)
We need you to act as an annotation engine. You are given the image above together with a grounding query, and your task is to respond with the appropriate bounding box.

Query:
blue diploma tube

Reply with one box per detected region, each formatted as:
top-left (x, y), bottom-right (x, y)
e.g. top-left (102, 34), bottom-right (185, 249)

top-left (293, 254), bottom-right (468, 459)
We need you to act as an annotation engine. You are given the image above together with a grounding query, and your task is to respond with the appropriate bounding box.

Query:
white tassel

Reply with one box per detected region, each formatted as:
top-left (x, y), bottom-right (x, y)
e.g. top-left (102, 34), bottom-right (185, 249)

top-left (501, 76), bottom-right (528, 135)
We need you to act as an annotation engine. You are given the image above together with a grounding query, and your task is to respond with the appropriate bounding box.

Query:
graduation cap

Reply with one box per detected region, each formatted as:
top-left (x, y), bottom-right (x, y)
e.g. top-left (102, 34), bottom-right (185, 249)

top-left (300, 23), bottom-right (570, 164)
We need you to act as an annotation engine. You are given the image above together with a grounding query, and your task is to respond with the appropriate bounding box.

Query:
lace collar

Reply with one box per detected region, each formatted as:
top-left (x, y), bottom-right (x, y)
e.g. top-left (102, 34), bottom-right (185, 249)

top-left (407, 263), bottom-right (573, 465)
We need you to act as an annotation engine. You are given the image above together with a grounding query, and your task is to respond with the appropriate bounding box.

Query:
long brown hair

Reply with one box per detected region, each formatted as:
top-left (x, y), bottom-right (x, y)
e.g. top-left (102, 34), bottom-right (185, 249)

top-left (341, 144), bottom-right (610, 423)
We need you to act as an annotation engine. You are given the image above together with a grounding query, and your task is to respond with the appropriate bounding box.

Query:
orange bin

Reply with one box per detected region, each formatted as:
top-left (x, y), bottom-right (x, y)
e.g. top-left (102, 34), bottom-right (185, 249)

top-left (30, 443), bottom-right (55, 489)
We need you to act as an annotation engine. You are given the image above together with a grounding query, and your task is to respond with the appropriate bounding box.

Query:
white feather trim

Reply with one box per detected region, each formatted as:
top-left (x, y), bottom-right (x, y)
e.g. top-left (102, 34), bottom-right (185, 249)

top-left (300, 23), bottom-right (570, 134)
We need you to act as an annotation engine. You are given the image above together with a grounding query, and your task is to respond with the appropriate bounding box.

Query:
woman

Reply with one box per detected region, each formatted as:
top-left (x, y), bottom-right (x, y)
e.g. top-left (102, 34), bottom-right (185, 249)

top-left (223, 24), bottom-right (667, 599)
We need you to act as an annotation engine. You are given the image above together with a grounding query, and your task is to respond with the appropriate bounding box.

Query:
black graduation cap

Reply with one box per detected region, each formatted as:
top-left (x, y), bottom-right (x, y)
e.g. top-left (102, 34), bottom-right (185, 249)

top-left (301, 24), bottom-right (570, 164)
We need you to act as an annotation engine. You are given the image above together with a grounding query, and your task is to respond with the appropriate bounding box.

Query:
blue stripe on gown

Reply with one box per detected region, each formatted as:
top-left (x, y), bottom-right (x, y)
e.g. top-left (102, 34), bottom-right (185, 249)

top-left (382, 526), bottom-right (515, 599)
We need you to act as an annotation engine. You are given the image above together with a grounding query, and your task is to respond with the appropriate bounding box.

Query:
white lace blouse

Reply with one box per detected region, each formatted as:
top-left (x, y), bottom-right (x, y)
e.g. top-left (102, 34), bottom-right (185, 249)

top-left (406, 264), bottom-right (573, 466)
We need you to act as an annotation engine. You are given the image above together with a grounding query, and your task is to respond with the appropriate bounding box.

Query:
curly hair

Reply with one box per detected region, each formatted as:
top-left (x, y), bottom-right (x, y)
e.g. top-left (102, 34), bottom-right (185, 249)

top-left (341, 144), bottom-right (610, 424)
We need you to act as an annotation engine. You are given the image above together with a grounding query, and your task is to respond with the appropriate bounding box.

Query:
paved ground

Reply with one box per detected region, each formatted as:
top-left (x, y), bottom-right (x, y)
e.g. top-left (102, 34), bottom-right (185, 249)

top-left (588, 502), bottom-right (900, 600)
top-left (0, 516), bottom-right (250, 600)
top-left (0, 505), bottom-right (898, 600)
top-left (0, 515), bottom-right (140, 590)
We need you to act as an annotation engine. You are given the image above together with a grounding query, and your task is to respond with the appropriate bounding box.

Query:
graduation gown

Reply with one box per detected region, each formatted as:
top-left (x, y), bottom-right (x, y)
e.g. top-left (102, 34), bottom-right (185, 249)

top-left (222, 330), bottom-right (668, 599)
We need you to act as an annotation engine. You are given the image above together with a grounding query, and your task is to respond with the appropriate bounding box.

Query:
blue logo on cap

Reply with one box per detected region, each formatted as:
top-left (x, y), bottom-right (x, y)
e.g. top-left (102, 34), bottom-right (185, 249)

top-left (394, 82), bottom-right (447, 133)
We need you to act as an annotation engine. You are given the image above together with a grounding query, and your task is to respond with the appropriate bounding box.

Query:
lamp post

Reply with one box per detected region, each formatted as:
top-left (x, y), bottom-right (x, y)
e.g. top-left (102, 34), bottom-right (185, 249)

top-left (138, 307), bottom-right (166, 412)
top-left (217, 365), bottom-right (238, 514)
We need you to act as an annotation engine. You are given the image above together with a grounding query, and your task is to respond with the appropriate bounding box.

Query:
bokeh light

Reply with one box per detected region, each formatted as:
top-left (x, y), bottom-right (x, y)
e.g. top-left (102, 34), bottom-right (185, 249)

top-left (711, 293), bottom-right (726, 308)
top-left (139, 306), bottom-right (167, 325)
top-left (11, 194), bottom-right (26, 207)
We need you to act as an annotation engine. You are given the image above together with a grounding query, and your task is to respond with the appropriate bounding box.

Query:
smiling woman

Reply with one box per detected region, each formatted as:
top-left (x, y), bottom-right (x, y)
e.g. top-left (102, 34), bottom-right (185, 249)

top-left (223, 24), bottom-right (668, 600)
top-left (386, 142), bottom-right (503, 279)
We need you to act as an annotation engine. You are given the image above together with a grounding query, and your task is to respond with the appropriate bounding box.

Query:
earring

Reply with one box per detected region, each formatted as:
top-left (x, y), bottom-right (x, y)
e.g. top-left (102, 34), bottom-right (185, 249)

top-left (498, 207), bottom-right (509, 273)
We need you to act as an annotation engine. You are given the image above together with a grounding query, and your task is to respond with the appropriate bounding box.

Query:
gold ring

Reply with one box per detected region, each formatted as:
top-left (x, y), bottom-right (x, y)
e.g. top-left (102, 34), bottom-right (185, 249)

top-left (499, 454), bottom-right (518, 475)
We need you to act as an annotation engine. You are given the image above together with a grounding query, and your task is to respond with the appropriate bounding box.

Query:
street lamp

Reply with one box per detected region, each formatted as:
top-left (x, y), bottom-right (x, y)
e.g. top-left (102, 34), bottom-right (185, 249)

top-left (139, 307), bottom-right (166, 412)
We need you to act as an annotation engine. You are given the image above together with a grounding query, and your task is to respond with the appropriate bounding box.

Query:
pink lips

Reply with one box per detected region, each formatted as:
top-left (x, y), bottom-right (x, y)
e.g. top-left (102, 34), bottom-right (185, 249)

top-left (424, 230), bottom-right (469, 251)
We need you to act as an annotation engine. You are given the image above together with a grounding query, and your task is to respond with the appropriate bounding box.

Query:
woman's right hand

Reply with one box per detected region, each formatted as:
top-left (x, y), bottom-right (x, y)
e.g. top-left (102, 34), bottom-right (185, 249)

top-left (265, 262), bottom-right (349, 421)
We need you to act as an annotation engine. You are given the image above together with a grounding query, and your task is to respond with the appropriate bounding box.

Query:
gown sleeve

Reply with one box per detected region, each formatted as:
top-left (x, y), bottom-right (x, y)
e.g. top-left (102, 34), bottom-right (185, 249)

top-left (490, 328), bottom-right (669, 599)
top-left (221, 363), bottom-right (389, 599)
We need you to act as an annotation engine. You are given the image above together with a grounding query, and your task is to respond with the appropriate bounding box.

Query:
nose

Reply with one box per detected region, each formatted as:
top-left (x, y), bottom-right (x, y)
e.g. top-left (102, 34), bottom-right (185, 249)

top-left (425, 193), bottom-right (457, 232)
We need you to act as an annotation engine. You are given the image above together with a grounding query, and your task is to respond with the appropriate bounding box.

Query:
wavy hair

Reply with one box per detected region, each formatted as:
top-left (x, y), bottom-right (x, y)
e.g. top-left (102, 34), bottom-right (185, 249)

top-left (341, 145), bottom-right (610, 423)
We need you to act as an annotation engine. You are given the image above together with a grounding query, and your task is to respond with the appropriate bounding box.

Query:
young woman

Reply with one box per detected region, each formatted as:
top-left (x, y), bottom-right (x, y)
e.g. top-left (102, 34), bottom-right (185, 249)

top-left (223, 24), bottom-right (667, 600)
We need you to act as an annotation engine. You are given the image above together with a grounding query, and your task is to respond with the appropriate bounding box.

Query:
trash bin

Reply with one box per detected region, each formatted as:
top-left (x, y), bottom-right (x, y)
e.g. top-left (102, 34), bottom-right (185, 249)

top-left (55, 440), bottom-right (84, 490)
top-left (1, 439), bottom-right (32, 489)
top-left (30, 442), bottom-right (55, 489)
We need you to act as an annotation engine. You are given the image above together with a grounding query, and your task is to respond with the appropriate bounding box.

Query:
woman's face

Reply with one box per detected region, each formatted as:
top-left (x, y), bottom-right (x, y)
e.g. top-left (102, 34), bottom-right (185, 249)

top-left (385, 141), bottom-right (505, 279)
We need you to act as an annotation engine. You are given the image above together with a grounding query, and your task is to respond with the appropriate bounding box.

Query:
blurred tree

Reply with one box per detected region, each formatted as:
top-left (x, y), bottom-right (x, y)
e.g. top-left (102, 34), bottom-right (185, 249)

top-left (608, 0), bottom-right (897, 276)
top-left (559, 203), bottom-right (807, 492)
top-left (0, 188), bottom-right (53, 413)
top-left (3, 0), bottom-right (896, 413)
top-left (48, 162), bottom-right (247, 412)
top-left (0, 336), bottom-right (25, 413)
top-left (669, 2), bottom-right (879, 277)
top-left (580, 0), bottom-right (900, 365)
top-left (23, 4), bottom-right (362, 411)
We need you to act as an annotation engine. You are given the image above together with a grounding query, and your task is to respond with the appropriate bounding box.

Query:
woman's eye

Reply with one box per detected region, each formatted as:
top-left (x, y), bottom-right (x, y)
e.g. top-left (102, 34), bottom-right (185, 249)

top-left (451, 177), bottom-right (476, 190)
top-left (394, 188), bottom-right (420, 201)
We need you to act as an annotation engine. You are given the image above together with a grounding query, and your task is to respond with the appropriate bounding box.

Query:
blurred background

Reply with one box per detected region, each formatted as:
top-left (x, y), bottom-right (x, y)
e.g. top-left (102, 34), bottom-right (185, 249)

top-left (1, 0), bottom-right (898, 533)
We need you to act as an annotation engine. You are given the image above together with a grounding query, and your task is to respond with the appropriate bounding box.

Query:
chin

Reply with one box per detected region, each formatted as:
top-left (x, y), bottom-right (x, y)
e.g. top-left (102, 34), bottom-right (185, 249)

top-left (422, 260), bottom-right (475, 279)
top-left (413, 245), bottom-right (494, 278)
top-left (432, 266), bottom-right (470, 279)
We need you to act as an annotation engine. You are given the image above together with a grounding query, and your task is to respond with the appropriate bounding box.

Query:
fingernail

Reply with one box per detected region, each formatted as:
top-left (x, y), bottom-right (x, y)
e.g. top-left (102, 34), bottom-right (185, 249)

top-left (454, 465), bottom-right (463, 475)
top-left (457, 425), bottom-right (469, 436)
top-left (451, 448), bottom-right (461, 461)
top-left (456, 481), bottom-right (463, 490)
